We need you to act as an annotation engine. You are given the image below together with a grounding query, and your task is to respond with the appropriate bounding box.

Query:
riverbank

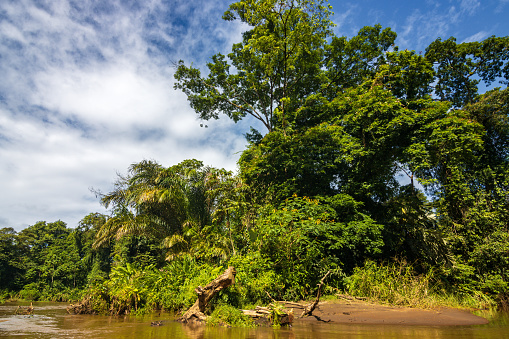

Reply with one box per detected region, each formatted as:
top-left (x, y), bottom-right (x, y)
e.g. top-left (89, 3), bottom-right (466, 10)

top-left (282, 299), bottom-right (489, 326)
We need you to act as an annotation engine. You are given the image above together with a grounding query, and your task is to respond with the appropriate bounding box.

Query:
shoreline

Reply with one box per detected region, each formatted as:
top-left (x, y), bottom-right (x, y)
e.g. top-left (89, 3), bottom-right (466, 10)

top-left (283, 299), bottom-right (489, 326)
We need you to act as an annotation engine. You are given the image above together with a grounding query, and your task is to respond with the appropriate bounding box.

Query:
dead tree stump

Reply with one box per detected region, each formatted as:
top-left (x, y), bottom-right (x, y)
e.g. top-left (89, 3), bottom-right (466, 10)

top-left (179, 266), bottom-right (237, 323)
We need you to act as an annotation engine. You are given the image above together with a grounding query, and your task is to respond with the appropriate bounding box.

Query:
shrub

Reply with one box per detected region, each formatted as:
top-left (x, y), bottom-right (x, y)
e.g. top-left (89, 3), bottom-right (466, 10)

top-left (19, 283), bottom-right (41, 301)
top-left (207, 304), bottom-right (254, 327)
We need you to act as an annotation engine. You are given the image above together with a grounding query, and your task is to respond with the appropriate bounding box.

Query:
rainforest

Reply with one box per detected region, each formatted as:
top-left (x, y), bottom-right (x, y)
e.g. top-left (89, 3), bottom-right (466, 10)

top-left (1, 0), bottom-right (509, 325)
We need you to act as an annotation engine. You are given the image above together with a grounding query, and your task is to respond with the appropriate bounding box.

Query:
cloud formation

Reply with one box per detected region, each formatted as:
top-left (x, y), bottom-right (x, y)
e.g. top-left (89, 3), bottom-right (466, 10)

top-left (0, 0), bottom-right (251, 230)
top-left (0, 0), bottom-right (507, 230)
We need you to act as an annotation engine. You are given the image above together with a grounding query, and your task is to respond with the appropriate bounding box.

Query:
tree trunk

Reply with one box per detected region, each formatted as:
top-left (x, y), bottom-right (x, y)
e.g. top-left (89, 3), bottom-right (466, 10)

top-left (178, 266), bottom-right (237, 323)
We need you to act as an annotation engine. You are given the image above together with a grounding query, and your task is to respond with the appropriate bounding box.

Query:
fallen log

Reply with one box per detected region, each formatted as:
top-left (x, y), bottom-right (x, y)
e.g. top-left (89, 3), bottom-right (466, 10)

top-left (336, 293), bottom-right (367, 301)
top-left (242, 304), bottom-right (294, 326)
top-left (178, 266), bottom-right (237, 323)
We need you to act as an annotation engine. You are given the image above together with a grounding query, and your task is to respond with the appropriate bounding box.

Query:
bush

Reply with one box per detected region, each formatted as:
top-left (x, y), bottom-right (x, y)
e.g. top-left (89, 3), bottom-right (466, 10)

top-left (226, 253), bottom-right (283, 307)
top-left (345, 260), bottom-right (437, 307)
top-left (19, 283), bottom-right (41, 301)
top-left (344, 259), bottom-right (499, 310)
top-left (251, 195), bottom-right (383, 300)
top-left (207, 304), bottom-right (254, 327)
top-left (152, 257), bottom-right (222, 311)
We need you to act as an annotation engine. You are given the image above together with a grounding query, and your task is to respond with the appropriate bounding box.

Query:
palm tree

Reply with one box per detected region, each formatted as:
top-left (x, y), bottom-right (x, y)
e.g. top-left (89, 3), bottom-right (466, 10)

top-left (94, 159), bottom-right (234, 261)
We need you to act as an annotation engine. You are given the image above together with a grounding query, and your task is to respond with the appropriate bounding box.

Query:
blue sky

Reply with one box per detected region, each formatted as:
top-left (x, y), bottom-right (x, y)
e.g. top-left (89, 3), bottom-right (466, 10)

top-left (1, 0), bottom-right (508, 231)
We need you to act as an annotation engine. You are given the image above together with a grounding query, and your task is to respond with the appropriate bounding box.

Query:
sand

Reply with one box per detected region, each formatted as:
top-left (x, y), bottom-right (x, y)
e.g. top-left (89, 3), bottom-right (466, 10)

top-left (282, 299), bottom-right (489, 326)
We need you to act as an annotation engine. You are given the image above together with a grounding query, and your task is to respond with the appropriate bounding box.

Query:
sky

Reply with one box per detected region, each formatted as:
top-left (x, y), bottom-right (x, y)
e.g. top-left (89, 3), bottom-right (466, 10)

top-left (1, 0), bottom-right (508, 231)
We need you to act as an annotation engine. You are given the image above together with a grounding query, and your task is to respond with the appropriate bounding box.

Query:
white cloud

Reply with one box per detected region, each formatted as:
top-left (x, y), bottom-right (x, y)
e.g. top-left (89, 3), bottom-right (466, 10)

top-left (332, 4), bottom-right (359, 36)
top-left (462, 30), bottom-right (489, 43)
top-left (460, 0), bottom-right (480, 15)
top-left (0, 0), bottom-right (250, 230)
top-left (32, 63), bottom-right (175, 129)
top-left (496, 0), bottom-right (509, 12)
top-left (396, 0), bottom-right (485, 50)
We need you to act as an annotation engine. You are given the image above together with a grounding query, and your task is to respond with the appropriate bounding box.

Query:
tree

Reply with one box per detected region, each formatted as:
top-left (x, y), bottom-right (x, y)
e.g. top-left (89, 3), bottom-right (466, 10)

top-left (94, 160), bottom-right (189, 248)
top-left (95, 159), bottom-right (235, 262)
top-left (75, 213), bottom-right (112, 284)
top-left (174, 0), bottom-right (335, 133)
top-left (433, 88), bottom-right (509, 293)
top-left (0, 227), bottom-right (24, 290)
top-left (425, 36), bottom-right (509, 108)
top-left (17, 221), bottom-right (71, 286)
top-left (323, 24), bottom-right (397, 97)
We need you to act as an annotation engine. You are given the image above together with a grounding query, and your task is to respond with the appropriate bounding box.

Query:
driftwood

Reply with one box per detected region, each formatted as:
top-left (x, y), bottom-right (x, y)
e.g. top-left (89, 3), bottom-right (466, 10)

top-left (300, 270), bottom-right (331, 318)
top-left (336, 294), bottom-right (367, 301)
top-left (67, 296), bottom-right (98, 315)
top-left (242, 304), bottom-right (294, 326)
top-left (178, 266), bottom-right (237, 323)
top-left (15, 302), bottom-right (34, 315)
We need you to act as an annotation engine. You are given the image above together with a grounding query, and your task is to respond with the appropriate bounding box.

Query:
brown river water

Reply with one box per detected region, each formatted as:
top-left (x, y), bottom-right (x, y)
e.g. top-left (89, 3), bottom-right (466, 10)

top-left (1, 302), bottom-right (508, 338)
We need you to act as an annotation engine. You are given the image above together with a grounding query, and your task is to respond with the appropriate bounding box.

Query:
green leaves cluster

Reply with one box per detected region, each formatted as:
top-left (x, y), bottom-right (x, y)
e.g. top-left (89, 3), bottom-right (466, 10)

top-left (251, 195), bottom-right (383, 299)
top-left (0, 217), bottom-right (112, 301)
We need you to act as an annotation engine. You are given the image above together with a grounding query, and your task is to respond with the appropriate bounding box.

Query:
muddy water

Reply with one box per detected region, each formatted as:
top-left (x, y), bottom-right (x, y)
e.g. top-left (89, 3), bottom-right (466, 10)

top-left (1, 302), bottom-right (508, 339)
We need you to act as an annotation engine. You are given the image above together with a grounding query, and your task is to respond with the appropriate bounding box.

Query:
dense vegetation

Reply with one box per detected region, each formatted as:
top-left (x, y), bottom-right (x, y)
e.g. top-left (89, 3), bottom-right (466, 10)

top-left (2, 0), bottom-right (508, 316)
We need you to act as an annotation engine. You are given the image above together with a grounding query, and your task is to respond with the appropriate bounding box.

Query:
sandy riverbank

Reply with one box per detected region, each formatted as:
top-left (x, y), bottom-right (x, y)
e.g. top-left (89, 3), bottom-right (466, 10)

top-left (282, 299), bottom-right (488, 326)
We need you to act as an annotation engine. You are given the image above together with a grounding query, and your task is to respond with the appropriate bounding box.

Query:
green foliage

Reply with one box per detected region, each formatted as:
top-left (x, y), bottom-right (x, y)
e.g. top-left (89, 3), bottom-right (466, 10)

top-left (227, 253), bottom-right (283, 306)
top-left (207, 304), bottom-right (254, 327)
top-left (266, 302), bottom-right (288, 328)
top-left (0, 227), bottom-right (24, 290)
top-left (80, 258), bottom-right (232, 315)
top-left (19, 282), bottom-right (41, 301)
top-left (425, 36), bottom-right (509, 107)
top-left (376, 49), bottom-right (434, 102)
top-left (252, 195), bottom-right (383, 300)
top-left (323, 24), bottom-right (397, 96)
top-left (440, 230), bottom-right (509, 303)
top-left (154, 259), bottom-right (223, 311)
top-left (239, 125), bottom-right (344, 203)
top-left (151, 256), bottom-right (204, 310)
top-left (345, 260), bottom-right (500, 310)
top-left (346, 260), bottom-right (441, 308)
top-left (95, 159), bottom-right (237, 263)
top-left (17, 221), bottom-right (86, 292)
top-left (1, 217), bottom-right (114, 302)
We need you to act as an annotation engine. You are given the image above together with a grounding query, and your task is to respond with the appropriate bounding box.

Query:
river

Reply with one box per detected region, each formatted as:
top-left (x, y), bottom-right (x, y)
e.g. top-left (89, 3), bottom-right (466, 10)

top-left (1, 302), bottom-right (508, 338)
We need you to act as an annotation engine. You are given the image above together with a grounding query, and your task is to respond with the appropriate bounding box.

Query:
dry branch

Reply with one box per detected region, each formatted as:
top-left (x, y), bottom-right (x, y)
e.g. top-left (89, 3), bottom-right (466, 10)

top-left (300, 270), bottom-right (331, 318)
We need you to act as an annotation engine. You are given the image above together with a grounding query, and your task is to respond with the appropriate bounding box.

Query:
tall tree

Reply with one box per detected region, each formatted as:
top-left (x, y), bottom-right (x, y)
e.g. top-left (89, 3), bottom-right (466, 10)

top-left (174, 0), bottom-right (335, 133)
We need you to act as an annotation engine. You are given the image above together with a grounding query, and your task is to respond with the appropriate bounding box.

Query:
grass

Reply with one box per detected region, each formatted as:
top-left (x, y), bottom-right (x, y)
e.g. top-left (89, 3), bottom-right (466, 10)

top-left (344, 260), bottom-right (497, 311)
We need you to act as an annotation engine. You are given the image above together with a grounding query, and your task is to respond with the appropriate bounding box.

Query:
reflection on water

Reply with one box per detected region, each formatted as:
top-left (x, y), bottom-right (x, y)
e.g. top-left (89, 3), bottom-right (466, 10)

top-left (1, 302), bottom-right (508, 339)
